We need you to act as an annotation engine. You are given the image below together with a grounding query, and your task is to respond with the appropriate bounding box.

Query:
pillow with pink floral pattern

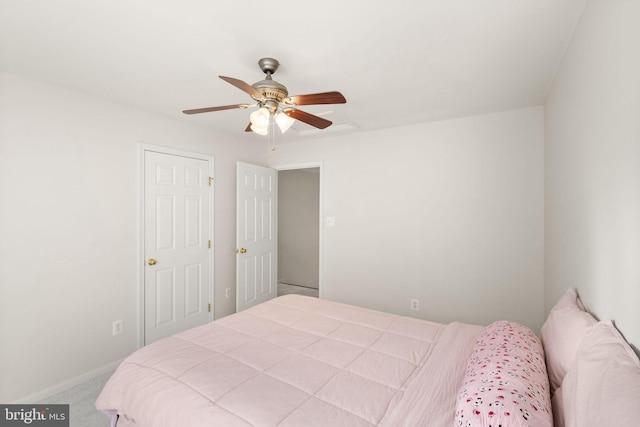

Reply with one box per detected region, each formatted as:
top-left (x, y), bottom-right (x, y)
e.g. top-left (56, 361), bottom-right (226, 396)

top-left (455, 321), bottom-right (553, 427)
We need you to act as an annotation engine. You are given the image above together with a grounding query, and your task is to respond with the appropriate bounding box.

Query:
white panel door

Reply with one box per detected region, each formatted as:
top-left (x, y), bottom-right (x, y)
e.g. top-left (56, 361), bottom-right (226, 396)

top-left (144, 150), bottom-right (212, 344)
top-left (236, 162), bottom-right (277, 311)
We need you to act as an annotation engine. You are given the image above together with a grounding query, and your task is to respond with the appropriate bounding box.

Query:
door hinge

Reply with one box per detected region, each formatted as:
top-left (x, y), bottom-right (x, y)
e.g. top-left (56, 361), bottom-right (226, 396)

top-left (208, 177), bottom-right (213, 186)
top-left (208, 240), bottom-right (211, 249)
top-left (208, 303), bottom-right (212, 313)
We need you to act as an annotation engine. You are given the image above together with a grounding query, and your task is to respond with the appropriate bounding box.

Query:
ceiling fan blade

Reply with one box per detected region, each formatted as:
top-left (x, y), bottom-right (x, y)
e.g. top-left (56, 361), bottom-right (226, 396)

top-left (182, 104), bottom-right (250, 114)
top-left (219, 75), bottom-right (264, 101)
top-left (245, 123), bottom-right (252, 132)
top-left (283, 91), bottom-right (346, 106)
top-left (284, 109), bottom-right (332, 129)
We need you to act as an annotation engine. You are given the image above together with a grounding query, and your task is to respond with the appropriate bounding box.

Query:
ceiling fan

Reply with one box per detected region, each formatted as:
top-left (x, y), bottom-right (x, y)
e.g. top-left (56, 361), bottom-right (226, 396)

top-left (182, 58), bottom-right (347, 135)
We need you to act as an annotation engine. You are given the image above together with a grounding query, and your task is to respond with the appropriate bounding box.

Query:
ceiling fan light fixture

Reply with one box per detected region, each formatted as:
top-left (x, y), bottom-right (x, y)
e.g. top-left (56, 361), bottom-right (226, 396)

top-left (275, 111), bottom-right (295, 133)
top-left (250, 123), bottom-right (268, 135)
top-left (250, 107), bottom-right (270, 128)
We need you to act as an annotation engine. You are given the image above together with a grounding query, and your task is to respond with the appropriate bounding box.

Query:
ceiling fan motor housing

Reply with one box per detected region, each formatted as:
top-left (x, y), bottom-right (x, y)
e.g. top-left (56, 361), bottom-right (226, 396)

top-left (252, 79), bottom-right (288, 112)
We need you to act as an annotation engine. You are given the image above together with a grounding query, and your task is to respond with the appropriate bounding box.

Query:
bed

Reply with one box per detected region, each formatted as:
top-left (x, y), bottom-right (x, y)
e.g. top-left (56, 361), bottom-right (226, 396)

top-left (96, 291), bottom-right (640, 427)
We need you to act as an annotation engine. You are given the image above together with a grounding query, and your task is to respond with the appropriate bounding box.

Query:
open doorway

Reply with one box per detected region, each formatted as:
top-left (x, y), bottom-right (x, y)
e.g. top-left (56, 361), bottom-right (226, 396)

top-left (276, 166), bottom-right (321, 298)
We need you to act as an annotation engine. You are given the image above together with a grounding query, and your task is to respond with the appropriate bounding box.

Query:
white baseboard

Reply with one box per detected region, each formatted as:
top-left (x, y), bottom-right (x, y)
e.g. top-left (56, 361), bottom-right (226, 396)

top-left (11, 359), bottom-right (124, 404)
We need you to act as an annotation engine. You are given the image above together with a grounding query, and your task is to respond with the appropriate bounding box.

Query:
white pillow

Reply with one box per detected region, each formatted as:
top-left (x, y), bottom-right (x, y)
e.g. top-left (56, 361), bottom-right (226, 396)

top-left (539, 288), bottom-right (596, 393)
top-left (554, 320), bottom-right (640, 427)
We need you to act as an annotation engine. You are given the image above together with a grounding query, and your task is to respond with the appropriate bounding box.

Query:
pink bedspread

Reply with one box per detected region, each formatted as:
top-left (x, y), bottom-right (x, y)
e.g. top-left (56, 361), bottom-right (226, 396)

top-left (96, 295), bottom-right (483, 426)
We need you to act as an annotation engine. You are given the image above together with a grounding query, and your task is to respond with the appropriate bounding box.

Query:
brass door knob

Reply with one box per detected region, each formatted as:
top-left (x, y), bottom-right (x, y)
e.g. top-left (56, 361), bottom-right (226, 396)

top-left (148, 258), bottom-right (157, 266)
top-left (238, 248), bottom-right (247, 254)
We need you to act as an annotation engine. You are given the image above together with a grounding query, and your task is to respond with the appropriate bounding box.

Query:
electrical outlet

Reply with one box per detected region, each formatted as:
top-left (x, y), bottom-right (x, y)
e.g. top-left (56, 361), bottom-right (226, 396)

top-left (112, 320), bottom-right (123, 335)
top-left (410, 299), bottom-right (419, 311)
top-left (225, 288), bottom-right (231, 299)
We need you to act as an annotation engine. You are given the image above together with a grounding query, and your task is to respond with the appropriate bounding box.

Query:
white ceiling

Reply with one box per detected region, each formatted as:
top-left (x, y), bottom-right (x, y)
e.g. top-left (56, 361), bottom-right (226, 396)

top-left (0, 0), bottom-right (586, 142)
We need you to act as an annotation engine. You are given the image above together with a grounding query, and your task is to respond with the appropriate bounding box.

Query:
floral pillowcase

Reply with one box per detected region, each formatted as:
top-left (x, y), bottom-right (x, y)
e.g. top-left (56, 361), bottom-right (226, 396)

top-left (455, 321), bottom-right (553, 427)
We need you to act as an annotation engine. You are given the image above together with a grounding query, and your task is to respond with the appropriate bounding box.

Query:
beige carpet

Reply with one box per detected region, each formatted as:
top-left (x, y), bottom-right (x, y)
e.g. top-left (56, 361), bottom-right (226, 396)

top-left (38, 371), bottom-right (112, 427)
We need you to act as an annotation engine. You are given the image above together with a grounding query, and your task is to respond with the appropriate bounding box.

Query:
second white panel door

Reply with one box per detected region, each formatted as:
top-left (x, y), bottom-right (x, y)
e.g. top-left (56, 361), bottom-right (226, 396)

top-left (236, 162), bottom-right (277, 312)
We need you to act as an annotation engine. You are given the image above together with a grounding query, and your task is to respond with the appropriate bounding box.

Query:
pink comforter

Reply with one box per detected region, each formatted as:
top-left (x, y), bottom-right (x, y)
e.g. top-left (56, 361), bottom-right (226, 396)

top-left (96, 295), bottom-right (483, 426)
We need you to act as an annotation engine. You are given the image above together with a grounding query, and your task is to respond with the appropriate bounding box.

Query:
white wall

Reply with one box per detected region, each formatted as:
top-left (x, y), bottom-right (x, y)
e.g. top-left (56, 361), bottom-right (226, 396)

top-left (270, 107), bottom-right (544, 330)
top-left (544, 0), bottom-right (640, 349)
top-left (0, 73), bottom-right (544, 403)
top-left (278, 169), bottom-right (320, 289)
top-left (0, 72), bottom-right (265, 403)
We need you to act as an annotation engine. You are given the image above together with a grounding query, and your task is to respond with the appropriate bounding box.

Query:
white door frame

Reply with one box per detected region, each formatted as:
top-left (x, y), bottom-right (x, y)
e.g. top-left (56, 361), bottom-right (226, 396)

top-left (271, 161), bottom-right (324, 298)
top-left (138, 143), bottom-right (215, 347)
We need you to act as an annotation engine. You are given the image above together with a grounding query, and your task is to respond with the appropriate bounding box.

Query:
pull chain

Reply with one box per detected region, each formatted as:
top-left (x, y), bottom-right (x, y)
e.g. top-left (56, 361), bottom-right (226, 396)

top-left (269, 119), bottom-right (276, 151)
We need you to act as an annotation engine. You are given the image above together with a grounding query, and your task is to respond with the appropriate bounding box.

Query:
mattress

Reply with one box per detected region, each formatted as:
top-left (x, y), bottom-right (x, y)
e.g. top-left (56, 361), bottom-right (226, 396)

top-left (96, 295), bottom-right (484, 426)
